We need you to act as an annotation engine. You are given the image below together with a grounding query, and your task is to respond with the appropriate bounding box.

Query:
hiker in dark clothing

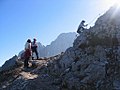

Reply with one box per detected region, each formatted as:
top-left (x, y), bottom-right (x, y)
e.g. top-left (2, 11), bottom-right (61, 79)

top-left (31, 38), bottom-right (39, 60)
top-left (24, 39), bottom-right (32, 68)
top-left (77, 20), bottom-right (88, 34)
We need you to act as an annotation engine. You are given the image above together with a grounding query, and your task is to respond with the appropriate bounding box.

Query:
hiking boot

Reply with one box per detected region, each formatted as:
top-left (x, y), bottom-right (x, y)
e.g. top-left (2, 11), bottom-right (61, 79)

top-left (32, 57), bottom-right (34, 60)
top-left (37, 57), bottom-right (39, 60)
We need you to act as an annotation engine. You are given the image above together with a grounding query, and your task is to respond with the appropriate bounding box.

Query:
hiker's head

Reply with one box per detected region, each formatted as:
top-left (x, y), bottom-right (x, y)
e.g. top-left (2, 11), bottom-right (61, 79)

top-left (27, 39), bottom-right (31, 43)
top-left (33, 38), bottom-right (37, 41)
top-left (82, 20), bottom-right (85, 23)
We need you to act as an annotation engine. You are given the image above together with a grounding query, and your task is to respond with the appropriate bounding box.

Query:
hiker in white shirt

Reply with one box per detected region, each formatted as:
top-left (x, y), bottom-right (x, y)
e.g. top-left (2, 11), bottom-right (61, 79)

top-left (24, 39), bottom-right (32, 68)
top-left (25, 41), bottom-right (31, 50)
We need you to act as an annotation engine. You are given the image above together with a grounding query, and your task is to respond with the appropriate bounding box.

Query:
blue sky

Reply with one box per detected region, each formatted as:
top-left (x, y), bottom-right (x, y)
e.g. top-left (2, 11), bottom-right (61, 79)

top-left (0, 0), bottom-right (114, 66)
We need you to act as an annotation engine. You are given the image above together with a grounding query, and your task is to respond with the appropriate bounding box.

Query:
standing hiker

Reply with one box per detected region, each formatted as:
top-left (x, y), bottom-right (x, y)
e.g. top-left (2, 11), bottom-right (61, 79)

top-left (24, 39), bottom-right (32, 68)
top-left (77, 20), bottom-right (88, 34)
top-left (31, 38), bottom-right (39, 60)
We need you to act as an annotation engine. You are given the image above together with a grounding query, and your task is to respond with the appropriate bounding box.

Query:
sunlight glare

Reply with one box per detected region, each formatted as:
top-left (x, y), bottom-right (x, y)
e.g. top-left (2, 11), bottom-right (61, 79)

top-left (104, 0), bottom-right (120, 8)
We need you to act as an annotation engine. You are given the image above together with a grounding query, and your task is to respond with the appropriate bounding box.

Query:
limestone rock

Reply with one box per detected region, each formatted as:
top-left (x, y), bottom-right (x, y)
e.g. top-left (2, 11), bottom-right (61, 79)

top-left (0, 55), bottom-right (18, 72)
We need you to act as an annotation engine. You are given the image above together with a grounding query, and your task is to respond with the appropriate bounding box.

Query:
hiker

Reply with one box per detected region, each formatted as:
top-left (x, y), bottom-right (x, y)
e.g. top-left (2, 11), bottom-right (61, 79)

top-left (77, 20), bottom-right (88, 34)
top-left (31, 38), bottom-right (39, 60)
top-left (24, 39), bottom-right (32, 68)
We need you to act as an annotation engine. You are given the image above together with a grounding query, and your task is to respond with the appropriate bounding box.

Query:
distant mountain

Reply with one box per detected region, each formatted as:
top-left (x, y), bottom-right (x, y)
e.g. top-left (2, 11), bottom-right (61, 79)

top-left (40, 32), bottom-right (77, 57)
top-left (37, 42), bottom-right (45, 57)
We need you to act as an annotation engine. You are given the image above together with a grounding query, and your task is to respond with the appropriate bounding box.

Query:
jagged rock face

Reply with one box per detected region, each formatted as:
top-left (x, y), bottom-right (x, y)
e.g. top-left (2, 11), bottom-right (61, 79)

top-left (0, 55), bottom-right (18, 72)
top-left (57, 6), bottom-right (120, 90)
top-left (93, 6), bottom-right (120, 44)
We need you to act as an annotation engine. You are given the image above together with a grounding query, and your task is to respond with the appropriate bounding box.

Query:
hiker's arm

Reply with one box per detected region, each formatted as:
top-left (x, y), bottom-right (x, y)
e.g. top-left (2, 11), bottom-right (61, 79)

top-left (85, 24), bottom-right (88, 27)
top-left (83, 24), bottom-right (88, 27)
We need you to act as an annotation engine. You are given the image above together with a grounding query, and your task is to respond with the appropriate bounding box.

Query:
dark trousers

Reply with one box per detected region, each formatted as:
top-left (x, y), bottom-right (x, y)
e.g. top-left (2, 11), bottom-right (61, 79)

top-left (24, 57), bottom-right (30, 68)
top-left (32, 49), bottom-right (39, 59)
top-left (77, 27), bottom-right (84, 34)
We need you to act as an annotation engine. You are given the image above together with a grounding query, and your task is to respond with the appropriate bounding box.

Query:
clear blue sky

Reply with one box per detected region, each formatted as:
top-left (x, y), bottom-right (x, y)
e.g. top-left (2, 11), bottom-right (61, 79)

top-left (0, 0), bottom-right (114, 66)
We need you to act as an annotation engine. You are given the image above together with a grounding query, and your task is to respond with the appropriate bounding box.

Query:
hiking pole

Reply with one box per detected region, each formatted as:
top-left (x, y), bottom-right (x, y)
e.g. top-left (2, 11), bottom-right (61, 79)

top-left (87, 9), bottom-right (107, 25)
top-left (87, 14), bottom-right (101, 25)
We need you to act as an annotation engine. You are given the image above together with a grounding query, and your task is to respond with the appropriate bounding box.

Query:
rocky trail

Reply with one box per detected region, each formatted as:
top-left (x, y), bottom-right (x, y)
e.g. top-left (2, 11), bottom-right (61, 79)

top-left (0, 55), bottom-right (63, 90)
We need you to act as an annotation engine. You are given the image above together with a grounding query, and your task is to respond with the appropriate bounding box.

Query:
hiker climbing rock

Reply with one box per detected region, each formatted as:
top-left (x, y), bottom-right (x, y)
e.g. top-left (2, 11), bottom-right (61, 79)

top-left (24, 39), bottom-right (32, 68)
top-left (31, 38), bottom-right (39, 60)
top-left (77, 20), bottom-right (88, 34)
